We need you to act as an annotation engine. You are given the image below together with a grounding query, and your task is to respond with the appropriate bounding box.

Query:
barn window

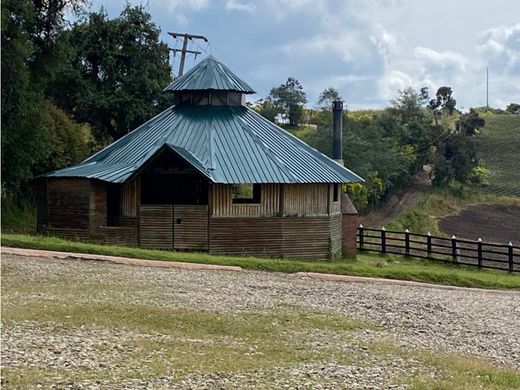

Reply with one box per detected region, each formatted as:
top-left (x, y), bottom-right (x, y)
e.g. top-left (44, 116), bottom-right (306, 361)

top-left (333, 183), bottom-right (339, 202)
top-left (107, 183), bottom-right (121, 226)
top-left (232, 184), bottom-right (261, 204)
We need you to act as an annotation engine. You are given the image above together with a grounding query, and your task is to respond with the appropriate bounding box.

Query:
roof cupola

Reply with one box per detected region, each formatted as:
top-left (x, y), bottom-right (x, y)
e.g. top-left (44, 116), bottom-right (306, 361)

top-left (164, 56), bottom-right (255, 106)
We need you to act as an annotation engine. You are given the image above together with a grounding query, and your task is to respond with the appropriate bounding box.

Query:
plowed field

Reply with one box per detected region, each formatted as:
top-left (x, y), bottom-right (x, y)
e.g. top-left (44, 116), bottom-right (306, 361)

top-left (439, 204), bottom-right (520, 244)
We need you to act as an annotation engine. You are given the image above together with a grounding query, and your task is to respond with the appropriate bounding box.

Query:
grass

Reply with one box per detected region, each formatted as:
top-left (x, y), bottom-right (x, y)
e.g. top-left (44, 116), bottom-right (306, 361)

top-left (1, 198), bottom-right (36, 234)
top-left (475, 113), bottom-right (520, 197)
top-left (366, 342), bottom-right (520, 390)
top-left (3, 233), bottom-right (520, 289)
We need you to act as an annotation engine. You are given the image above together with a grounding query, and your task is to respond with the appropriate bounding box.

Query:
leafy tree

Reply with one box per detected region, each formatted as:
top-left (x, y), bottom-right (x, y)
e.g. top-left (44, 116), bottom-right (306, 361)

top-left (505, 103), bottom-right (520, 114)
top-left (50, 5), bottom-right (174, 141)
top-left (252, 97), bottom-right (278, 123)
top-left (428, 86), bottom-right (457, 126)
top-left (1, 0), bottom-right (87, 197)
top-left (431, 110), bottom-right (485, 186)
top-left (268, 77), bottom-right (307, 127)
top-left (315, 87), bottom-right (342, 111)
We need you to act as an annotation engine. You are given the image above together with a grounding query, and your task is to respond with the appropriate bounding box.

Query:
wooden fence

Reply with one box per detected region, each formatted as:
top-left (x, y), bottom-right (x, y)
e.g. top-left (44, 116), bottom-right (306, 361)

top-left (357, 226), bottom-right (519, 273)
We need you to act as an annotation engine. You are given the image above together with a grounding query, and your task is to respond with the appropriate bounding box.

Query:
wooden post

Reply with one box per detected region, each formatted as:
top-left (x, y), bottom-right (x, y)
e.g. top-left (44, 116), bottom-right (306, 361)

top-left (405, 229), bottom-right (410, 256)
top-left (381, 227), bottom-right (386, 254)
top-left (359, 224), bottom-right (364, 251)
top-left (477, 238), bottom-right (483, 269)
top-left (509, 242), bottom-right (514, 273)
top-left (427, 232), bottom-right (432, 258)
top-left (451, 235), bottom-right (457, 264)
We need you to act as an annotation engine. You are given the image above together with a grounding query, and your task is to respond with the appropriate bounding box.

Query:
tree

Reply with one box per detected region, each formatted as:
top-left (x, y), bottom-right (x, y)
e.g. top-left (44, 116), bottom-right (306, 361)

top-left (428, 86), bottom-right (457, 122)
top-left (49, 5), bottom-right (174, 141)
top-left (391, 87), bottom-right (428, 118)
top-left (315, 87), bottom-right (342, 111)
top-left (252, 97), bottom-right (278, 123)
top-left (1, 0), bottom-right (87, 197)
top-left (268, 77), bottom-right (307, 127)
top-left (506, 103), bottom-right (520, 114)
top-left (431, 110), bottom-right (485, 186)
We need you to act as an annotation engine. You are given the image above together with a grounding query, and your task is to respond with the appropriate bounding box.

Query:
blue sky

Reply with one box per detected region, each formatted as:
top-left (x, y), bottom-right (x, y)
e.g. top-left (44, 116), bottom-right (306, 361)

top-left (89, 0), bottom-right (519, 110)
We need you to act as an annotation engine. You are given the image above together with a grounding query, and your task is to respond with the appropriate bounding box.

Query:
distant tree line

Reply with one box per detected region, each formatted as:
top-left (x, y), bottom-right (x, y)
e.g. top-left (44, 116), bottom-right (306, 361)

top-left (252, 81), bottom-right (499, 212)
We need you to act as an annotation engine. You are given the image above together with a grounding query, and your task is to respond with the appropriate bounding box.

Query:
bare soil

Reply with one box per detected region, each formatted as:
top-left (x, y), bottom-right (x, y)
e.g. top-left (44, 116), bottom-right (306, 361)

top-left (439, 204), bottom-right (520, 244)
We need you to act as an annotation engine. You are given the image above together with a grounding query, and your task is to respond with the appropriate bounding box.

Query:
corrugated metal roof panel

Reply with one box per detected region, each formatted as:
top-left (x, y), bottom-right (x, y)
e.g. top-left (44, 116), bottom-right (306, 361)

top-left (43, 104), bottom-right (363, 184)
top-left (164, 56), bottom-right (255, 94)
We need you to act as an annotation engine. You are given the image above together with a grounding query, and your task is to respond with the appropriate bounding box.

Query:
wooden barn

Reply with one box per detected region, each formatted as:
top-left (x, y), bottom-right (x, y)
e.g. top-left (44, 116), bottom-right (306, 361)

top-left (37, 56), bottom-right (363, 259)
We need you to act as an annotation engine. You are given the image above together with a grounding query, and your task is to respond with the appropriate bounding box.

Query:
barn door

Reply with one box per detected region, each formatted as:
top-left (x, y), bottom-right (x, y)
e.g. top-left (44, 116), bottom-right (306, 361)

top-left (173, 205), bottom-right (209, 250)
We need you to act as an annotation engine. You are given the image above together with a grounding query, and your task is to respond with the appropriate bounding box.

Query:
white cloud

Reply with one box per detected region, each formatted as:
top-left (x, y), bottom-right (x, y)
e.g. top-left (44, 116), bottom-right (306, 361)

top-left (476, 23), bottom-right (520, 76)
top-left (414, 47), bottom-right (467, 73)
top-left (225, 0), bottom-right (256, 13)
top-left (156, 0), bottom-right (211, 24)
top-left (378, 70), bottom-right (413, 100)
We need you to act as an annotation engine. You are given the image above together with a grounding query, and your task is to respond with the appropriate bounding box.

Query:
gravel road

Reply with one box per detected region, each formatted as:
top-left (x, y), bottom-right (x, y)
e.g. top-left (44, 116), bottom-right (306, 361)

top-left (2, 254), bottom-right (519, 389)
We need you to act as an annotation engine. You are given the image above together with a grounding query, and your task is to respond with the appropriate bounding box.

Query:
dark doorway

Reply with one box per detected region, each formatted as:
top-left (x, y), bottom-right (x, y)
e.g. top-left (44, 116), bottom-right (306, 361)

top-left (140, 148), bottom-right (208, 205)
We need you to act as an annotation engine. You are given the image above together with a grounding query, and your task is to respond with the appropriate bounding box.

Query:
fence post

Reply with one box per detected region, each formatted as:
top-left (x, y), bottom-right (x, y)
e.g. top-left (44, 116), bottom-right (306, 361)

top-left (359, 224), bottom-right (364, 251)
top-left (381, 227), bottom-right (386, 254)
top-left (509, 242), bottom-right (514, 273)
top-left (451, 235), bottom-right (457, 264)
top-left (477, 238), bottom-right (483, 269)
top-left (427, 232), bottom-right (432, 258)
top-left (405, 229), bottom-right (410, 256)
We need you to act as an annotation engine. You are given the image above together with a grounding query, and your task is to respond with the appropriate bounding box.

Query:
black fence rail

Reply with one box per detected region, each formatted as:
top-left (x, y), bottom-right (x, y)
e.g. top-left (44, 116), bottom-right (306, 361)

top-left (357, 226), bottom-right (519, 273)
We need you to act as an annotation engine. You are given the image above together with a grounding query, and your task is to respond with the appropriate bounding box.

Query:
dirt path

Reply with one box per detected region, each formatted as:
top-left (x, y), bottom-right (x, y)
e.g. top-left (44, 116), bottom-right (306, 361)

top-left (360, 169), bottom-right (431, 229)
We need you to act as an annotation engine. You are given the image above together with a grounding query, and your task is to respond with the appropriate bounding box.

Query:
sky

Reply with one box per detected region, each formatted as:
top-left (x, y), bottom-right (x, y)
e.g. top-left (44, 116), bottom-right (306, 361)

top-left (89, 0), bottom-right (520, 110)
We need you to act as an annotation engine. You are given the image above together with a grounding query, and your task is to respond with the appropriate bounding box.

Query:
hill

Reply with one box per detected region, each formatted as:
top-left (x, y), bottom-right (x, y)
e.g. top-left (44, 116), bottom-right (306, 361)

top-left (475, 113), bottom-right (520, 197)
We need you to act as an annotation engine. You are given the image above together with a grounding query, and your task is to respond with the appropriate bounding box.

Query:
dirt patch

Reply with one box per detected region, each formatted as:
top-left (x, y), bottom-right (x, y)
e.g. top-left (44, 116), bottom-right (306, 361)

top-left (439, 204), bottom-right (520, 244)
top-left (360, 168), bottom-right (431, 228)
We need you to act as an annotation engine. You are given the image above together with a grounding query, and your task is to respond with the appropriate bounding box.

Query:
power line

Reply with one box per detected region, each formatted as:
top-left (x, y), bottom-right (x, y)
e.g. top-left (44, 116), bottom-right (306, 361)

top-left (168, 32), bottom-right (208, 77)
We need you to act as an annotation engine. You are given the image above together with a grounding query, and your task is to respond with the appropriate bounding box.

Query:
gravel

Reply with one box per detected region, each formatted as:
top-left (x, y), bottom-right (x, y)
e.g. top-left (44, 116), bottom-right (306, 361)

top-left (2, 254), bottom-right (519, 389)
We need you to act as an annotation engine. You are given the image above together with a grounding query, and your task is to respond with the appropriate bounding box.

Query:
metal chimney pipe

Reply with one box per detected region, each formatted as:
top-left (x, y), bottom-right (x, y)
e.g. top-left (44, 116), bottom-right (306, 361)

top-left (332, 100), bottom-right (344, 166)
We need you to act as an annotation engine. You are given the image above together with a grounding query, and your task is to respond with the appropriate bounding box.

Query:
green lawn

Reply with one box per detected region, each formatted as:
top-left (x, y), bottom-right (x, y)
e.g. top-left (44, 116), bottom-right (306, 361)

top-left (2, 233), bottom-right (519, 290)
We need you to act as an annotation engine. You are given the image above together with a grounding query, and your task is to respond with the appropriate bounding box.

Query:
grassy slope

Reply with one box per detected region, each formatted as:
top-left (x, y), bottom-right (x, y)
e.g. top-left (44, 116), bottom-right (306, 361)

top-left (476, 113), bottom-right (520, 197)
top-left (3, 233), bottom-right (519, 289)
top-left (387, 113), bottom-right (520, 236)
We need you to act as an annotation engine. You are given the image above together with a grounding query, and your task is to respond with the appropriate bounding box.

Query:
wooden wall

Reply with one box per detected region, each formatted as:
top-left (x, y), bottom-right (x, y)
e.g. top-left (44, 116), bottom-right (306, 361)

top-left (212, 183), bottom-right (341, 218)
top-left (139, 205), bottom-right (173, 249)
top-left (209, 215), bottom-right (342, 260)
top-left (174, 205), bottom-right (208, 250)
top-left (39, 178), bottom-right (139, 246)
top-left (212, 184), bottom-right (280, 217)
top-left (46, 179), bottom-right (90, 229)
top-left (122, 179), bottom-right (138, 217)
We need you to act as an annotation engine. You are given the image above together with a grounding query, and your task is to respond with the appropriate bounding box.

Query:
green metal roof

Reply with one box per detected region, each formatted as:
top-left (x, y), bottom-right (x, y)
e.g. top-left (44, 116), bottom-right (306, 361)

top-left (164, 56), bottom-right (255, 94)
top-left (43, 105), bottom-right (363, 184)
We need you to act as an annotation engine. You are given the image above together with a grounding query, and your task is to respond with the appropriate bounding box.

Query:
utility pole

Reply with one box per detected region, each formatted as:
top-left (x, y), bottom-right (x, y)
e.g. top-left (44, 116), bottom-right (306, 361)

top-left (486, 67), bottom-right (489, 108)
top-left (168, 32), bottom-right (208, 77)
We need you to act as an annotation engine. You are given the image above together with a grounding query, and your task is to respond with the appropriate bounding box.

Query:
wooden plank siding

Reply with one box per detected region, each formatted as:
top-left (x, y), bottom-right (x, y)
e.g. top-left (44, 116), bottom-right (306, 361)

top-left (174, 205), bottom-right (209, 250)
top-left (139, 205), bottom-right (173, 249)
top-left (89, 180), bottom-right (107, 241)
top-left (121, 179), bottom-right (138, 217)
top-left (212, 183), bottom-right (341, 217)
top-left (212, 184), bottom-right (280, 217)
top-left (47, 179), bottom-right (90, 229)
top-left (209, 215), bottom-right (342, 260)
top-left (283, 184), bottom-right (329, 216)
